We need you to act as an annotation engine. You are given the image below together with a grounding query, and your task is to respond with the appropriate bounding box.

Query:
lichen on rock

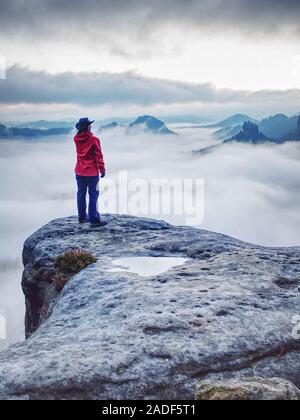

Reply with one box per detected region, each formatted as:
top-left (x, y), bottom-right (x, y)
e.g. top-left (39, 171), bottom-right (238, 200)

top-left (195, 377), bottom-right (300, 400)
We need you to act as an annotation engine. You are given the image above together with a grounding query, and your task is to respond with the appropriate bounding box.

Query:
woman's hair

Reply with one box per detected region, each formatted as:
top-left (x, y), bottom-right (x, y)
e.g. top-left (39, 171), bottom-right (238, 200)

top-left (77, 123), bottom-right (90, 133)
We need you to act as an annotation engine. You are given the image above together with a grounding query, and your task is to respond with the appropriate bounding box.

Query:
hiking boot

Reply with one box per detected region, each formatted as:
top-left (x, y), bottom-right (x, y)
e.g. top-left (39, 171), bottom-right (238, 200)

top-left (90, 221), bottom-right (108, 228)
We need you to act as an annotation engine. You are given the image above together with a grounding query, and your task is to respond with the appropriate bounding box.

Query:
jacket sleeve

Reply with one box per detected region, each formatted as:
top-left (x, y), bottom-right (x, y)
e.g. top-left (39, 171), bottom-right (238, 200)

top-left (94, 137), bottom-right (106, 173)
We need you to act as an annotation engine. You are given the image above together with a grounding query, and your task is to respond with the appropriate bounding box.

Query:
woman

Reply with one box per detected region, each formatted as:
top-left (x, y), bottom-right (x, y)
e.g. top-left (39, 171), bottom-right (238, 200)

top-left (74, 118), bottom-right (107, 227)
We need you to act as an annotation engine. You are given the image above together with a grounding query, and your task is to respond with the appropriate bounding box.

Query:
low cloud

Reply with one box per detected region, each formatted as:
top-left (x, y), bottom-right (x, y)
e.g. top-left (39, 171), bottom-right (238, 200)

top-left (1, 65), bottom-right (300, 109)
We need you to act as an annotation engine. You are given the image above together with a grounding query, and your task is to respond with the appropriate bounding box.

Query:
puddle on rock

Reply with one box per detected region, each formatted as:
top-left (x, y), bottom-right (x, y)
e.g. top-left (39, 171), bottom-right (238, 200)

top-left (109, 257), bottom-right (188, 277)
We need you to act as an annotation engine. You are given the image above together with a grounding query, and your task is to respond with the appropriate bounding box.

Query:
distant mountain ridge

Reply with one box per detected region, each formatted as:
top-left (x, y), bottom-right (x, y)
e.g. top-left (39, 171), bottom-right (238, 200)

top-left (17, 120), bottom-right (74, 130)
top-left (99, 115), bottom-right (176, 135)
top-left (0, 123), bottom-right (72, 139)
top-left (194, 121), bottom-right (271, 155)
top-left (1, 115), bottom-right (175, 138)
top-left (227, 116), bottom-right (300, 144)
top-left (207, 114), bottom-right (258, 128)
top-left (99, 122), bottom-right (121, 132)
top-left (195, 116), bottom-right (300, 155)
top-left (212, 112), bottom-right (300, 141)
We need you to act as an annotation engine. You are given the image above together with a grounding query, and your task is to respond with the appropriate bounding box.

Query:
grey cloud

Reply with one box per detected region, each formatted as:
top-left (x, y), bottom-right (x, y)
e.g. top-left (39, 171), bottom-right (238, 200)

top-left (1, 65), bottom-right (300, 107)
top-left (0, 0), bottom-right (299, 45)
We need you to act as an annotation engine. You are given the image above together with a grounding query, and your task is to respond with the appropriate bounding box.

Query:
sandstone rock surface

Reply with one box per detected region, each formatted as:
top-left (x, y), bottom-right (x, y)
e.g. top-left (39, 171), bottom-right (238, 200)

top-left (0, 214), bottom-right (299, 400)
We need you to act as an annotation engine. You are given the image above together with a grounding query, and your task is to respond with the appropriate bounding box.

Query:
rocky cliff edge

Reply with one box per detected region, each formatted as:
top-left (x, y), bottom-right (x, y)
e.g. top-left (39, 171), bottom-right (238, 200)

top-left (0, 214), bottom-right (300, 399)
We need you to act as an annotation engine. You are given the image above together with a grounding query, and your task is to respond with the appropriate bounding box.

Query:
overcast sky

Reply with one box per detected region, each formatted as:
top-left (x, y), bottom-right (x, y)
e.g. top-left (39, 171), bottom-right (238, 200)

top-left (0, 0), bottom-right (300, 121)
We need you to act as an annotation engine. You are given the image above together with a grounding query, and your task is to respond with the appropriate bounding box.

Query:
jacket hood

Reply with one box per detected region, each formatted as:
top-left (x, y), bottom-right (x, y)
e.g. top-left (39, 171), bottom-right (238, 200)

top-left (74, 131), bottom-right (94, 142)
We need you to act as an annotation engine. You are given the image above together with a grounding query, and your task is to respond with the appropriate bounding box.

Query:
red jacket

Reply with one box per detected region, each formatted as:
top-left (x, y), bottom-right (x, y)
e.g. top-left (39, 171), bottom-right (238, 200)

top-left (74, 131), bottom-right (106, 176)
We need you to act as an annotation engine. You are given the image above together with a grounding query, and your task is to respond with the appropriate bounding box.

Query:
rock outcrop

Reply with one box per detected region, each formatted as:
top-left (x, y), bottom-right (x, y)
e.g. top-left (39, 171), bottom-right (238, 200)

top-left (259, 114), bottom-right (299, 140)
top-left (0, 214), bottom-right (300, 400)
top-left (196, 377), bottom-right (300, 400)
top-left (226, 121), bottom-right (271, 144)
top-left (282, 115), bottom-right (300, 142)
top-left (128, 115), bottom-right (176, 135)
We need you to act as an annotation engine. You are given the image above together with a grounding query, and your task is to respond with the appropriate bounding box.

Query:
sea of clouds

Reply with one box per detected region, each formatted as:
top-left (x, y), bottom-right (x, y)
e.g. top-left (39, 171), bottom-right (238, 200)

top-left (0, 125), bottom-right (300, 349)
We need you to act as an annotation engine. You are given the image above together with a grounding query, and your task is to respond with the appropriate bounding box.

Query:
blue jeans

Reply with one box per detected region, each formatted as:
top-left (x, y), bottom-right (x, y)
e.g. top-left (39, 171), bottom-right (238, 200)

top-left (76, 175), bottom-right (100, 223)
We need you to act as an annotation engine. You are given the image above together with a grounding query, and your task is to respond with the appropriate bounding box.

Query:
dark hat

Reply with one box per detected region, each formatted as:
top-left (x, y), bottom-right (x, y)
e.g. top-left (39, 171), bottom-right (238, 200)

top-left (75, 117), bottom-right (95, 131)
